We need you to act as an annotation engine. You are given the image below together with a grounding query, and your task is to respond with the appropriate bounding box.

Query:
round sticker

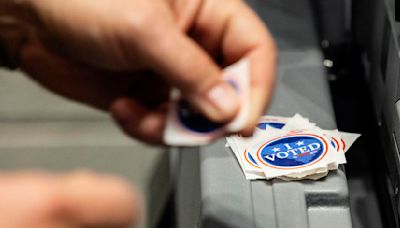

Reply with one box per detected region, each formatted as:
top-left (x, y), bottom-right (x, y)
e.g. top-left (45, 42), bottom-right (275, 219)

top-left (256, 134), bottom-right (328, 169)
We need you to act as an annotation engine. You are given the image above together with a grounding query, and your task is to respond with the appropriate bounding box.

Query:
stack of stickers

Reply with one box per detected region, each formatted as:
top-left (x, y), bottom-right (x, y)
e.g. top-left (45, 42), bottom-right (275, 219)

top-left (226, 114), bottom-right (360, 180)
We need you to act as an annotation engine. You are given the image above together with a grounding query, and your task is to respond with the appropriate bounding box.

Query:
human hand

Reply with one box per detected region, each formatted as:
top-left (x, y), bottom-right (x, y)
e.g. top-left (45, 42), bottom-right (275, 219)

top-left (0, 171), bottom-right (138, 228)
top-left (7, 0), bottom-right (276, 144)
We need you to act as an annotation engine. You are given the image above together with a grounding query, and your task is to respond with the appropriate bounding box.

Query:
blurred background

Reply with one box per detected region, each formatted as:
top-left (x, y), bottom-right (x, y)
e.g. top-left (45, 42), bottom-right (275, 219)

top-left (0, 68), bottom-right (172, 228)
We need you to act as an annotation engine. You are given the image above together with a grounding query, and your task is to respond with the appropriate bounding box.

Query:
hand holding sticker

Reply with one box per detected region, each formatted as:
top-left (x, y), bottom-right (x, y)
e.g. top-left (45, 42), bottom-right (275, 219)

top-left (164, 59), bottom-right (251, 146)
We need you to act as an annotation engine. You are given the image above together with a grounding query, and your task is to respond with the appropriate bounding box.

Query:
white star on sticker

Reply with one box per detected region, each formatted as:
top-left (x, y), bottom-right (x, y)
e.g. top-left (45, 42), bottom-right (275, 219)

top-left (295, 141), bottom-right (304, 146)
top-left (272, 147), bottom-right (280, 152)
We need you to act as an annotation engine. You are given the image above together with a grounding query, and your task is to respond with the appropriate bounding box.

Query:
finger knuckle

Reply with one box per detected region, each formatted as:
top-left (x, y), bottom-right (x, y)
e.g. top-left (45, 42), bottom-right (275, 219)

top-left (119, 11), bottom-right (153, 35)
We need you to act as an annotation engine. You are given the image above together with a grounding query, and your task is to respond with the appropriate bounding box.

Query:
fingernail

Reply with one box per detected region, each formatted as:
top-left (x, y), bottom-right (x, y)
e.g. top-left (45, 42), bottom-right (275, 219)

top-left (207, 81), bottom-right (240, 119)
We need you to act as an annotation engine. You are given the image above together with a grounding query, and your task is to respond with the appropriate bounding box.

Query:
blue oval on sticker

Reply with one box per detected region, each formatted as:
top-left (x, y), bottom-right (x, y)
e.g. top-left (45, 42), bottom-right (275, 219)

top-left (257, 135), bottom-right (327, 168)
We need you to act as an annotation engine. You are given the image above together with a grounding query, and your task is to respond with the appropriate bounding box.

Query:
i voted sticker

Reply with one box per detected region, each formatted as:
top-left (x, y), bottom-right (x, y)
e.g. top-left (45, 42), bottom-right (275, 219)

top-left (226, 114), bottom-right (360, 180)
top-left (164, 59), bottom-right (250, 146)
top-left (256, 134), bottom-right (328, 169)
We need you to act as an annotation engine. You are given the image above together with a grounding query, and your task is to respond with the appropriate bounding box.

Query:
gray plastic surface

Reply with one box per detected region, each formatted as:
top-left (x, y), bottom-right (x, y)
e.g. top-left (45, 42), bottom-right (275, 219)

top-left (175, 1), bottom-right (352, 228)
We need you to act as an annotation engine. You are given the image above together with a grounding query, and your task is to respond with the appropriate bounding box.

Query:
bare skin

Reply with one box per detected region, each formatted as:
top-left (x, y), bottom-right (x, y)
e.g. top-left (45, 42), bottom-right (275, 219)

top-left (11, 0), bottom-right (276, 144)
top-left (0, 0), bottom-right (276, 227)
top-left (0, 171), bottom-right (139, 228)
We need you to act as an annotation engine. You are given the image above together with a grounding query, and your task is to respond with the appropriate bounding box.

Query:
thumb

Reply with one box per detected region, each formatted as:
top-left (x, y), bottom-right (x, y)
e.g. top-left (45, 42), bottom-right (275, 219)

top-left (141, 29), bottom-right (240, 123)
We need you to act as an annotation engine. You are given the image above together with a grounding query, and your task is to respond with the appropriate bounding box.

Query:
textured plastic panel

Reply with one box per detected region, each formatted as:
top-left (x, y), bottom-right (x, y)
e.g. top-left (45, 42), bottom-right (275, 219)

top-left (175, 1), bottom-right (351, 227)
